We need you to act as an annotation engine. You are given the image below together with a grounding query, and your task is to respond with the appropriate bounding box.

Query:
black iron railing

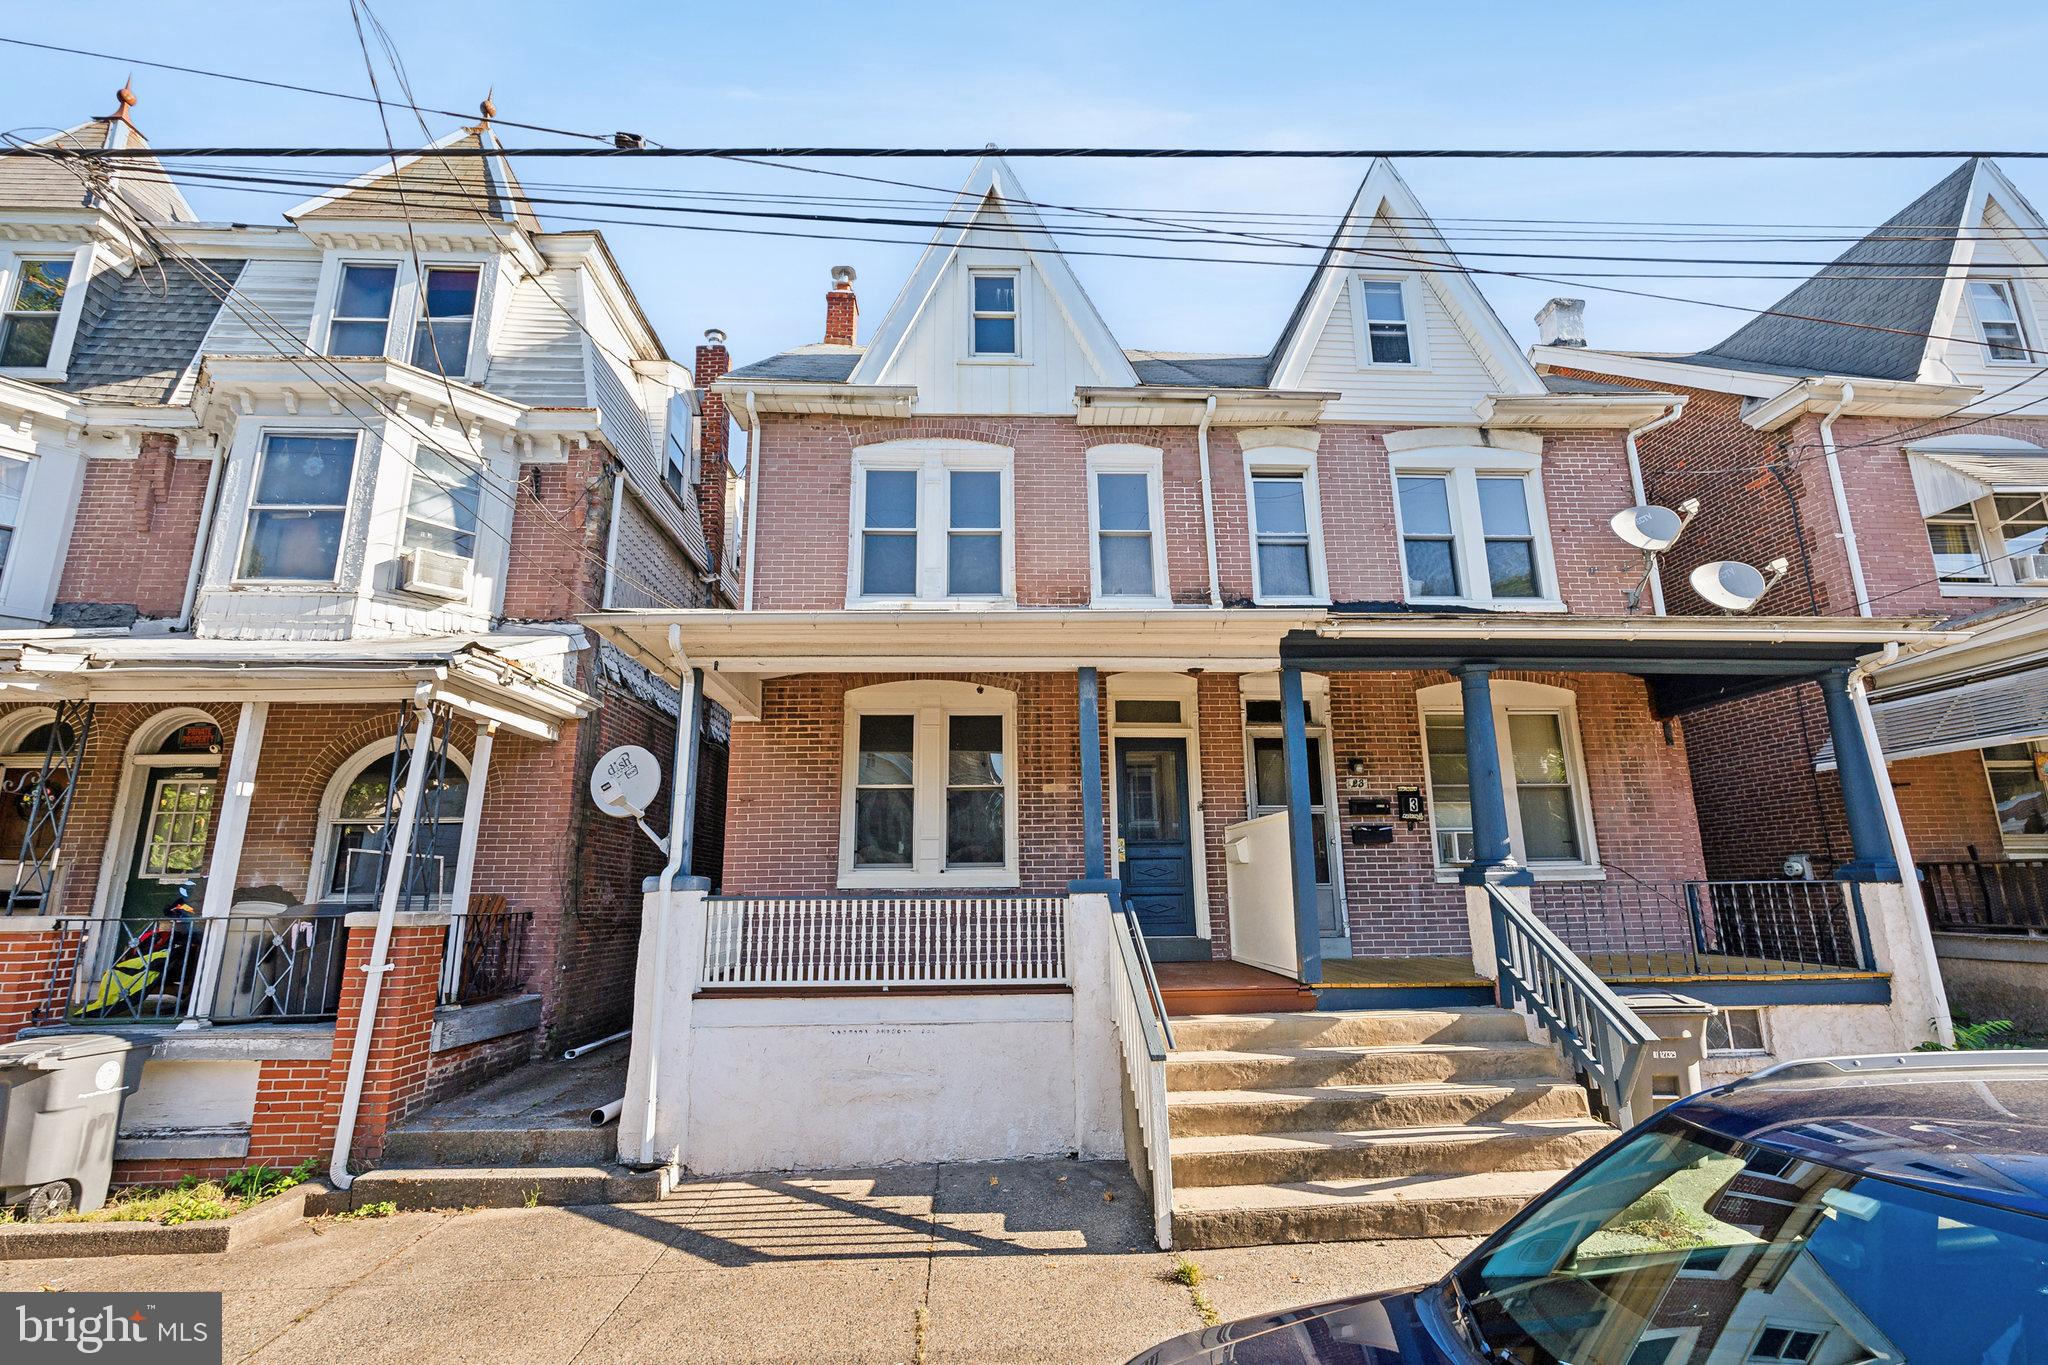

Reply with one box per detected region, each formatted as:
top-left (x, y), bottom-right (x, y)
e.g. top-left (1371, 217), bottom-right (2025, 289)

top-left (450, 905), bottom-right (530, 1005)
top-left (1532, 876), bottom-right (1873, 977)
top-left (42, 913), bottom-right (347, 1025)
top-left (1918, 857), bottom-right (2048, 934)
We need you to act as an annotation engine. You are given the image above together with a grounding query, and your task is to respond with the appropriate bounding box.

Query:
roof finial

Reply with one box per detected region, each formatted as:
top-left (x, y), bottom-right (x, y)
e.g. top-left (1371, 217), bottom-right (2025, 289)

top-left (114, 76), bottom-right (138, 123)
top-left (479, 88), bottom-right (497, 124)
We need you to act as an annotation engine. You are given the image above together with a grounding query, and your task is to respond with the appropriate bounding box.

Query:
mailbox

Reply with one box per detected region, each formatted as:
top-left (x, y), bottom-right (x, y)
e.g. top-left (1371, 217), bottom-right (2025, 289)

top-left (1617, 990), bottom-right (1715, 1121)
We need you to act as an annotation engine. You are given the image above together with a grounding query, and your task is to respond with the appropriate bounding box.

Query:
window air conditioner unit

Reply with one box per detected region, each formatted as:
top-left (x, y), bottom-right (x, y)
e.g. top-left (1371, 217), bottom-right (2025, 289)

top-left (2013, 554), bottom-right (2048, 585)
top-left (402, 547), bottom-right (473, 600)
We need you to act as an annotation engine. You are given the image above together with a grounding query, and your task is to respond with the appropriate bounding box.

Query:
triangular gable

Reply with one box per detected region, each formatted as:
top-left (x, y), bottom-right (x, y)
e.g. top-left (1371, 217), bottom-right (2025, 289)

top-left (0, 118), bottom-right (194, 224)
top-left (286, 124), bottom-right (539, 232)
top-left (1266, 159), bottom-right (1543, 396)
top-left (850, 154), bottom-right (1137, 388)
top-left (1919, 159), bottom-right (2048, 384)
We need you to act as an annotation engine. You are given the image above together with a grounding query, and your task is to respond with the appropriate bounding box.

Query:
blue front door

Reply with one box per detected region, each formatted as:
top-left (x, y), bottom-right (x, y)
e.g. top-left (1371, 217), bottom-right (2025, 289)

top-left (1116, 737), bottom-right (1196, 938)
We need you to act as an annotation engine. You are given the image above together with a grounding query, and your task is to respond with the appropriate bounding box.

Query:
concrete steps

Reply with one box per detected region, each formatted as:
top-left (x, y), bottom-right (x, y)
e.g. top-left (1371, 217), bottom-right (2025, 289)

top-left (379, 1123), bottom-right (614, 1168)
top-left (1163, 1007), bottom-right (1614, 1249)
top-left (311, 1163), bottom-right (670, 1214)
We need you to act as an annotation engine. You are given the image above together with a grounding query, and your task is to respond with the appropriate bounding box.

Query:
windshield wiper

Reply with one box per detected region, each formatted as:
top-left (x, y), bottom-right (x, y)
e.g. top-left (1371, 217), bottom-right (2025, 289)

top-left (1445, 1277), bottom-right (1498, 1361)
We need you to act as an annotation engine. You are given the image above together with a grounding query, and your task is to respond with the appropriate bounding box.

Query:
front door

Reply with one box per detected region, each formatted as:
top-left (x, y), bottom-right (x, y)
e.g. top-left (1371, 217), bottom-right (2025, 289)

top-left (1115, 737), bottom-right (1196, 939)
top-left (121, 766), bottom-right (216, 920)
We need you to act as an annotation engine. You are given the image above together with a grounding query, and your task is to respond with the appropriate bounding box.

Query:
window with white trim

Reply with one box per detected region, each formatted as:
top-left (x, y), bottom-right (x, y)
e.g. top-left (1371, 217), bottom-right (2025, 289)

top-left (1982, 742), bottom-right (2048, 853)
top-left (1087, 446), bottom-right (1170, 605)
top-left (0, 257), bottom-right (72, 369)
top-left (0, 456), bottom-right (25, 579)
top-left (840, 680), bottom-right (1017, 887)
top-left (1392, 451), bottom-right (1556, 607)
top-left (1352, 277), bottom-right (1414, 366)
top-left (1748, 1327), bottom-right (1825, 1364)
top-left (321, 746), bottom-right (470, 902)
top-left (327, 263), bottom-right (398, 358)
top-left (237, 433), bottom-right (359, 582)
top-left (1926, 492), bottom-right (2048, 587)
top-left (1245, 452), bottom-right (1328, 603)
top-left (1970, 279), bottom-right (2032, 363)
top-left (402, 447), bottom-right (483, 562)
top-left (412, 266), bottom-right (481, 374)
top-left (849, 442), bottom-right (1012, 604)
top-left (970, 273), bottom-right (1018, 356)
top-left (1418, 680), bottom-right (1597, 872)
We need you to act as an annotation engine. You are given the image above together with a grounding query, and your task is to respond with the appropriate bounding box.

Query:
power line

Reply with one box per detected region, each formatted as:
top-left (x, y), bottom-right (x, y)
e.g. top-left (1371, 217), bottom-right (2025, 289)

top-left (18, 144), bottom-right (2048, 161)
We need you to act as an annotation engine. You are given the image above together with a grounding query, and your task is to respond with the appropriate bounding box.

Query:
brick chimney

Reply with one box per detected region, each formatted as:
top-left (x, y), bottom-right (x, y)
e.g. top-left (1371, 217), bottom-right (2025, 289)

top-left (824, 265), bottom-right (858, 346)
top-left (1535, 298), bottom-right (1587, 348)
top-left (693, 328), bottom-right (732, 579)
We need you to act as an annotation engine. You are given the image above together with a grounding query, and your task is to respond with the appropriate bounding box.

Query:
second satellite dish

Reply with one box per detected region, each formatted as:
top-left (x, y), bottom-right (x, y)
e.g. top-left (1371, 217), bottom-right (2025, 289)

top-left (590, 744), bottom-right (662, 819)
top-left (1691, 558), bottom-right (1789, 612)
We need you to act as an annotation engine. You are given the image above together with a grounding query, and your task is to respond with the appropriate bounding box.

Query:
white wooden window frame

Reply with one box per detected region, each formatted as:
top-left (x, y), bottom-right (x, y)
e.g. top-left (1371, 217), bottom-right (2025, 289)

top-left (966, 268), bottom-right (1023, 361)
top-left (0, 451), bottom-right (34, 604)
top-left (837, 679), bottom-right (1020, 890)
top-left (400, 445), bottom-right (485, 567)
top-left (1930, 490), bottom-right (2048, 596)
top-left (846, 439), bottom-right (1015, 608)
top-left (1348, 273), bottom-right (1427, 370)
top-left (310, 251), bottom-right (495, 381)
top-left (1415, 677), bottom-right (1602, 880)
top-left (0, 243), bottom-right (94, 382)
top-left (1389, 448), bottom-right (1562, 611)
top-left (1980, 741), bottom-right (2048, 856)
top-left (1242, 448), bottom-right (1330, 605)
top-left (1968, 276), bottom-right (2038, 367)
top-left (231, 429), bottom-right (364, 587)
top-left (309, 736), bottom-right (473, 906)
top-left (1086, 444), bottom-right (1171, 608)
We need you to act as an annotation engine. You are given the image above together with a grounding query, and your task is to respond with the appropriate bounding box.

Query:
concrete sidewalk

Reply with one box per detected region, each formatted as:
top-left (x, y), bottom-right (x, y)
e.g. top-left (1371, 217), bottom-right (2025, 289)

top-left (0, 1160), bottom-right (1475, 1363)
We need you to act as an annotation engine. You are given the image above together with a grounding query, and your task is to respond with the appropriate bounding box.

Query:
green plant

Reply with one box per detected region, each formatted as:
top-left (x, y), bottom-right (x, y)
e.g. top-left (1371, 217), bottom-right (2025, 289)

top-left (523, 1185), bottom-right (543, 1209)
top-left (335, 1201), bottom-right (397, 1221)
top-left (221, 1158), bottom-right (320, 1202)
top-left (1917, 1014), bottom-right (2024, 1051)
top-left (1168, 1255), bottom-right (1219, 1326)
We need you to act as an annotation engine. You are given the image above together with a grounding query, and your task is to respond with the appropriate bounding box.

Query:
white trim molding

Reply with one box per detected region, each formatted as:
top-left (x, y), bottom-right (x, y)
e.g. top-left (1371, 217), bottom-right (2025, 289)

top-left (1388, 445), bottom-right (1563, 612)
top-left (1085, 444), bottom-right (1171, 608)
top-left (1241, 445), bottom-right (1330, 606)
top-left (846, 438), bottom-right (1015, 609)
top-left (838, 678), bottom-right (1020, 890)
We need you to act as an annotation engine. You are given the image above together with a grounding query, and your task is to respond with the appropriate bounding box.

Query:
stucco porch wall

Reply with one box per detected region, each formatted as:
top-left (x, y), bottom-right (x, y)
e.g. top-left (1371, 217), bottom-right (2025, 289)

top-left (720, 667), bottom-right (1708, 960)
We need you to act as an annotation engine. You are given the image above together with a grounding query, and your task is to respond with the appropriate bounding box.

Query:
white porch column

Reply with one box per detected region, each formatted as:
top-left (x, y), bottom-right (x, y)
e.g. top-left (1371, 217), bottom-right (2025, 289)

top-left (1064, 890), bottom-right (1122, 1159)
top-left (438, 720), bottom-right (497, 1003)
top-left (618, 875), bottom-right (709, 1172)
top-left (181, 700), bottom-right (268, 1028)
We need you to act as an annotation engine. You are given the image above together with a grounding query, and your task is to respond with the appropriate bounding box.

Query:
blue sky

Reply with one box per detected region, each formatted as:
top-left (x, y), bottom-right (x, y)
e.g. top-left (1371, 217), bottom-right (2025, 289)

top-left (8, 1), bottom-right (2047, 368)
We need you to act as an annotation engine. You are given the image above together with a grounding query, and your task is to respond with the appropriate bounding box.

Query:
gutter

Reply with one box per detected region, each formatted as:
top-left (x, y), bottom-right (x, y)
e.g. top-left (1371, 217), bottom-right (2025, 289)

top-left (1817, 382), bottom-right (1873, 616)
top-left (740, 390), bottom-right (761, 611)
top-left (173, 439), bottom-right (227, 631)
top-left (1622, 398), bottom-right (1687, 615)
top-left (1196, 395), bottom-right (1221, 608)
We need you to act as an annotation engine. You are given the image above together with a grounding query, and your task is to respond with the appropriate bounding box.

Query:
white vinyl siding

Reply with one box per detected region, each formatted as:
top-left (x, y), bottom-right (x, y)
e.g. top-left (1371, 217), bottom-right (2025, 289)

top-left (198, 257), bottom-right (323, 358)
top-left (1942, 200), bottom-right (2048, 410)
top-left (482, 268), bottom-right (588, 405)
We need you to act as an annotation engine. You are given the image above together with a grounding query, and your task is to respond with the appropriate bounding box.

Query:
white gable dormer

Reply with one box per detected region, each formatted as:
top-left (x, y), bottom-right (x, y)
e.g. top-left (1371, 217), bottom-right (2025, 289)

top-left (1268, 160), bottom-right (1543, 423)
top-left (851, 156), bottom-right (1137, 414)
top-left (1920, 162), bottom-right (2048, 403)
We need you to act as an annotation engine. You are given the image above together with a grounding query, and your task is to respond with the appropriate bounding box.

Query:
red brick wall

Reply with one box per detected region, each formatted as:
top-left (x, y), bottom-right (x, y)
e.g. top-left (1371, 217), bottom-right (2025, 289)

top-left (421, 1028), bottom-right (535, 1110)
top-left (53, 437), bottom-right (213, 624)
top-left (695, 338), bottom-right (731, 561)
top-left (0, 927), bottom-right (81, 1044)
top-left (751, 416), bottom-right (1648, 612)
top-left (1679, 687), bottom-right (1848, 879)
top-left (500, 444), bottom-right (610, 621)
top-left (325, 920), bottom-right (443, 1168)
top-left (1891, 747), bottom-right (2004, 862)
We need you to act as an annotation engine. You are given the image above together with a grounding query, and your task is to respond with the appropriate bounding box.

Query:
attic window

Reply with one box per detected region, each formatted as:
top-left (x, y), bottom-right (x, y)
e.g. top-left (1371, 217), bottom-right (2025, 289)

top-left (0, 258), bottom-right (72, 368)
top-left (328, 264), bottom-right (398, 358)
top-left (412, 266), bottom-right (481, 374)
top-left (1970, 280), bottom-right (2031, 364)
top-left (971, 274), bottom-right (1018, 356)
top-left (1356, 278), bottom-right (1413, 366)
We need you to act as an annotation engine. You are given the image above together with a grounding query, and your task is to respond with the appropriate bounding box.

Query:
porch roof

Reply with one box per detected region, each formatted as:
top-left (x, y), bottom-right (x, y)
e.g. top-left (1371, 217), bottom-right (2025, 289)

top-left (0, 630), bottom-right (594, 739)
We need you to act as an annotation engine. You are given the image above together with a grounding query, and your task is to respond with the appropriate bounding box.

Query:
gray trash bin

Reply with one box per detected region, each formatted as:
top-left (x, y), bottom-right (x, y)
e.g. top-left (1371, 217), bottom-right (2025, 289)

top-left (0, 1033), bottom-right (152, 1219)
top-left (1618, 990), bottom-right (1715, 1122)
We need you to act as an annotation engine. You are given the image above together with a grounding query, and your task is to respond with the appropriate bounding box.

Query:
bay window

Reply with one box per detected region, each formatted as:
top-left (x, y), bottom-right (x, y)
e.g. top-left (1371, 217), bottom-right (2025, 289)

top-left (841, 681), bottom-right (1017, 887)
top-left (849, 441), bottom-right (1012, 604)
top-left (1245, 451), bottom-right (1328, 603)
top-left (1419, 679), bottom-right (1597, 873)
top-left (412, 266), bottom-right (481, 374)
top-left (237, 433), bottom-right (359, 582)
top-left (1391, 449), bottom-right (1557, 608)
top-left (402, 448), bottom-right (484, 561)
top-left (1087, 445), bottom-right (1169, 605)
top-left (327, 264), bottom-right (398, 357)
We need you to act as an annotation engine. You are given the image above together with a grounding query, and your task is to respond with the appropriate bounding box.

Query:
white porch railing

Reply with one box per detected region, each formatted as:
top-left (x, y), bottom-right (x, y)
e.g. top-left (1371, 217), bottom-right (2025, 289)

top-left (1109, 904), bottom-right (1174, 1250)
top-left (697, 895), bottom-right (1069, 990)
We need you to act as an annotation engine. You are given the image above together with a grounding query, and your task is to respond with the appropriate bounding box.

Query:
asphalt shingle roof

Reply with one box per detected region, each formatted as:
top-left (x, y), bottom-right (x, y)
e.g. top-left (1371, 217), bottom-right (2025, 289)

top-left (1678, 159), bottom-right (1978, 382)
top-left (723, 347), bottom-right (863, 383)
top-left (59, 258), bottom-right (243, 405)
top-left (1123, 352), bottom-right (1271, 388)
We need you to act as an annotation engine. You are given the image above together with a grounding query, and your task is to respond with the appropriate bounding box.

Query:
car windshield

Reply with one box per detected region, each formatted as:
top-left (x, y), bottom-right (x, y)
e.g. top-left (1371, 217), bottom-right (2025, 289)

top-left (1449, 1114), bottom-right (2048, 1365)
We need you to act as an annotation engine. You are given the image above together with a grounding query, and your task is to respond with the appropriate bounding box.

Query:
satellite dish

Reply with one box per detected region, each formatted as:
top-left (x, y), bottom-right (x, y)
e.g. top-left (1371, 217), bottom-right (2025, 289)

top-left (1610, 504), bottom-right (1687, 553)
top-left (1690, 560), bottom-right (1785, 612)
top-left (590, 744), bottom-right (661, 819)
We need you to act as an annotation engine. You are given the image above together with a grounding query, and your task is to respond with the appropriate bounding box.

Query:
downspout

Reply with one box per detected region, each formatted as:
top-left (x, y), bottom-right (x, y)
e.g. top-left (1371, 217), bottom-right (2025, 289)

top-left (1195, 395), bottom-right (1221, 608)
top-left (173, 442), bottom-right (226, 631)
top-left (1847, 644), bottom-right (1955, 1047)
top-left (635, 625), bottom-right (695, 1166)
top-left (601, 467), bottom-right (626, 609)
top-left (739, 390), bottom-right (761, 611)
top-left (1623, 399), bottom-right (1686, 615)
top-left (1818, 382), bottom-right (1872, 616)
top-left (329, 693), bottom-right (436, 1190)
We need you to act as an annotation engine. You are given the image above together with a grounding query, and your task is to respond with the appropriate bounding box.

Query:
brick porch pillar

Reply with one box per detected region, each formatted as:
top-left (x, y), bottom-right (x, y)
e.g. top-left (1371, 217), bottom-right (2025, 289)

top-left (326, 911), bottom-right (448, 1169)
top-left (0, 917), bottom-right (82, 1045)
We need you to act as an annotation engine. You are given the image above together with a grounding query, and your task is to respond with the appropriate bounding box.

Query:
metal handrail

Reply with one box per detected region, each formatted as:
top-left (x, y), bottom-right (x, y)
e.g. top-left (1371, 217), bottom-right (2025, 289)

top-left (1487, 883), bottom-right (1656, 1128)
top-left (1115, 903), bottom-right (1176, 1053)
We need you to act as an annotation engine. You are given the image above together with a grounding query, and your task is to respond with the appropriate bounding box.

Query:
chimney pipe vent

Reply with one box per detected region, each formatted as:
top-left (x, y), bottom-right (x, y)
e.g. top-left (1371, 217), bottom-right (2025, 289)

top-left (1536, 297), bottom-right (1587, 349)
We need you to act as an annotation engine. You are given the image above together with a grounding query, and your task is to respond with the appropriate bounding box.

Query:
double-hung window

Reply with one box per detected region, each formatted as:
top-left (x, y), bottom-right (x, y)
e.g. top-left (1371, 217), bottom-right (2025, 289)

top-left (1927, 491), bottom-right (2048, 588)
top-left (850, 442), bottom-right (1012, 605)
top-left (1981, 742), bottom-right (2048, 852)
top-left (1926, 508), bottom-right (1991, 583)
top-left (1392, 450), bottom-right (1555, 608)
top-left (402, 447), bottom-right (484, 562)
top-left (1352, 276), bottom-right (1416, 366)
top-left (1419, 681), bottom-right (1596, 873)
top-left (412, 266), bottom-right (481, 374)
top-left (842, 681), bottom-right (1016, 887)
top-left (238, 433), bottom-right (359, 582)
top-left (0, 258), bottom-right (72, 369)
top-left (1088, 446), bottom-right (1169, 605)
top-left (0, 457), bottom-right (25, 577)
top-left (1970, 279), bottom-right (2032, 363)
top-left (327, 264), bottom-right (398, 357)
top-left (970, 273), bottom-right (1018, 356)
top-left (1245, 451), bottom-right (1328, 603)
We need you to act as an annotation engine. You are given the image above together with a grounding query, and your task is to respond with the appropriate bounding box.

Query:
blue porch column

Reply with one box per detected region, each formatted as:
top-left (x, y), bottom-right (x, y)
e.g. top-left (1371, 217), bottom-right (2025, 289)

top-left (1279, 666), bottom-right (1324, 983)
top-left (1818, 667), bottom-right (1901, 881)
top-left (1071, 666), bottom-right (1118, 893)
top-left (1456, 665), bottom-right (1531, 887)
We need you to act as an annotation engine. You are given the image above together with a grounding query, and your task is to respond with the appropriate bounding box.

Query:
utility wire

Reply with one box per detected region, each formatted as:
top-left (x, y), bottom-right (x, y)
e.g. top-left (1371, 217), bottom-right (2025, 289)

top-left (19, 144), bottom-right (2048, 161)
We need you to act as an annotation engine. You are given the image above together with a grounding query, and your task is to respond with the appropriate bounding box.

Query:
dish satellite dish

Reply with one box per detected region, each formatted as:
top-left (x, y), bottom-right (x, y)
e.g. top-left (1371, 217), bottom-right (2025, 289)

top-left (590, 745), bottom-right (671, 853)
top-left (1690, 558), bottom-right (1790, 613)
top-left (1610, 504), bottom-right (1686, 553)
